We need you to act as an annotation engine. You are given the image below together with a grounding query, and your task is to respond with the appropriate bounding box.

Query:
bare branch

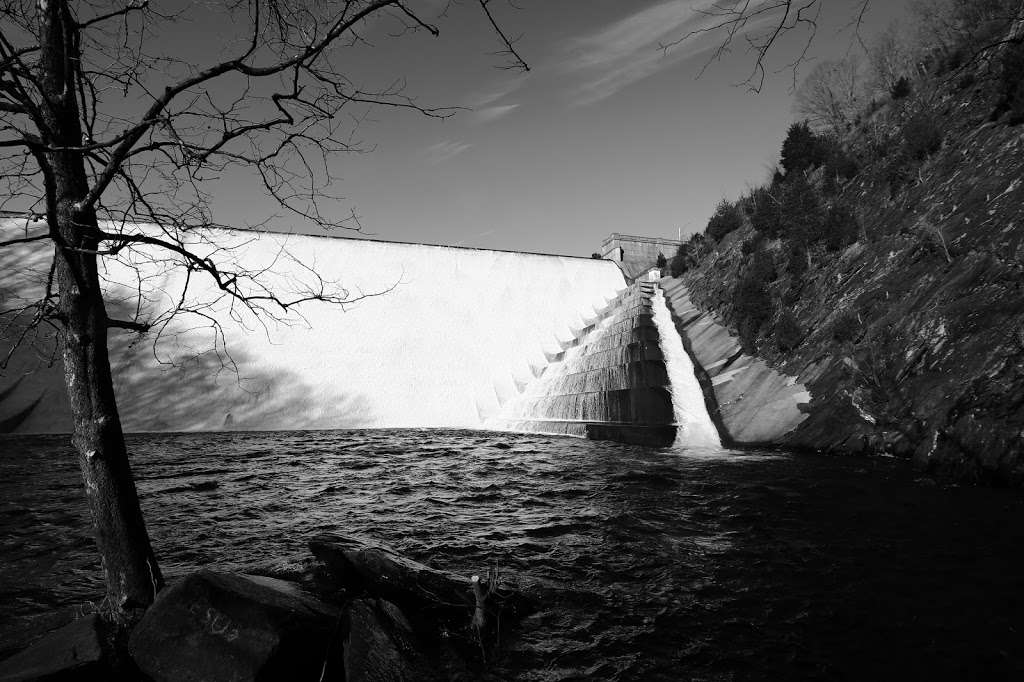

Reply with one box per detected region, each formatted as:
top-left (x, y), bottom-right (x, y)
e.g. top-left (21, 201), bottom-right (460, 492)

top-left (79, 0), bottom-right (407, 211)
top-left (106, 316), bottom-right (150, 332)
top-left (77, 1), bottom-right (150, 30)
top-left (660, 0), bottom-right (872, 93)
top-left (477, 0), bottom-right (530, 71)
top-left (0, 232), bottom-right (48, 248)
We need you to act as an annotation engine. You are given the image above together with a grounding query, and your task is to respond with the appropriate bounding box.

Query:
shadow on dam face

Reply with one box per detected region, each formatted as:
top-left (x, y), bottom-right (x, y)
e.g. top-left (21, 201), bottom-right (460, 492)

top-left (5, 228), bottom-right (694, 437)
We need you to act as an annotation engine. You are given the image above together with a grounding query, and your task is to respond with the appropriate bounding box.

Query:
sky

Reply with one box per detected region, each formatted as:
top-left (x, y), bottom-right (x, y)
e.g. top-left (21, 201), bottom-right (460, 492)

top-left (162, 0), bottom-right (917, 257)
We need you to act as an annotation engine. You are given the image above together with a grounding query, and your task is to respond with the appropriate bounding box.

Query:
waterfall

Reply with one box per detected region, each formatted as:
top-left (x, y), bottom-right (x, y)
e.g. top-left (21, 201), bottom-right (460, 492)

top-left (650, 287), bottom-right (722, 447)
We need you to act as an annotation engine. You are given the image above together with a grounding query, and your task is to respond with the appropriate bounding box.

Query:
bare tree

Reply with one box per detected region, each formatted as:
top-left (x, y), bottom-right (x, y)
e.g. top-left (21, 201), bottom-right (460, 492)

top-left (867, 22), bottom-right (918, 94)
top-left (794, 53), bottom-right (865, 133)
top-left (0, 0), bottom-right (525, 620)
top-left (911, 0), bottom-right (1022, 53)
top-left (662, 0), bottom-right (873, 92)
top-left (664, 0), bottom-right (1022, 92)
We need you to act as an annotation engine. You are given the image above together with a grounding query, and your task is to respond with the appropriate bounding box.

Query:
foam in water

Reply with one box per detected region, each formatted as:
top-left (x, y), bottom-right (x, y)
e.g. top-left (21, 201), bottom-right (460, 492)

top-left (650, 287), bottom-right (721, 447)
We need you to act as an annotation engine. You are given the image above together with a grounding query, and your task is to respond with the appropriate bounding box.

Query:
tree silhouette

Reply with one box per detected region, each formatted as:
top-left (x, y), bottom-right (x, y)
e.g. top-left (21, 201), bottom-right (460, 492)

top-left (0, 0), bottom-right (525, 620)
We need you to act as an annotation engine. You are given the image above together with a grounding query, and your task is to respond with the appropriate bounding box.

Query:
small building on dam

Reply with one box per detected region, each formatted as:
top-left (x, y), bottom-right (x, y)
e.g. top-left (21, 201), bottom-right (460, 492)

top-left (601, 233), bottom-right (683, 280)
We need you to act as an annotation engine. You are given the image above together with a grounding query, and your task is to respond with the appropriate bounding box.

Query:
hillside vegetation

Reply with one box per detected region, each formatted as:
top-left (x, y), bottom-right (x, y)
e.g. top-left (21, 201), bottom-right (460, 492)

top-left (673, 0), bottom-right (1024, 484)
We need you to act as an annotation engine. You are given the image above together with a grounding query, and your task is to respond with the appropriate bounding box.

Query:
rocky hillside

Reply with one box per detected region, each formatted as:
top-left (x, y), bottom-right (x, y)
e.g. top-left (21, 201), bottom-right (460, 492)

top-left (673, 9), bottom-right (1024, 485)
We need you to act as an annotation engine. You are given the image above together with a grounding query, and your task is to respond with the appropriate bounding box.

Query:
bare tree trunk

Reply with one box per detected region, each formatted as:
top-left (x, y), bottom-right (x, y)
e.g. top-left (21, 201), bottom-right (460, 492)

top-left (38, 0), bottom-right (162, 616)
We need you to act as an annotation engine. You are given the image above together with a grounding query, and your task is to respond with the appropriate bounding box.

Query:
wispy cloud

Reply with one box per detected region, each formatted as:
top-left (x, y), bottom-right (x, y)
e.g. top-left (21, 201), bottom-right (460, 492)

top-left (474, 104), bottom-right (520, 123)
top-left (425, 140), bottom-right (472, 164)
top-left (564, 0), bottom-right (773, 106)
top-left (464, 76), bottom-right (526, 124)
top-left (470, 75), bottom-right (528, 108)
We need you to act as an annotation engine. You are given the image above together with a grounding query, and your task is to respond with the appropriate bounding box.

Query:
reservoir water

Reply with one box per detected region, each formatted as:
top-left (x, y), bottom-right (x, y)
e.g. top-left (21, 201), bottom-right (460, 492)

top-left (2, 430), bottom-right (1023, 680)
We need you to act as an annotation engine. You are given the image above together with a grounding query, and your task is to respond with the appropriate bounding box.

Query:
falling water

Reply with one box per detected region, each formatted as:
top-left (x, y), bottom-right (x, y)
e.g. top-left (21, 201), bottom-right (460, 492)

top-left (650, 286), bottom-right (721, 447)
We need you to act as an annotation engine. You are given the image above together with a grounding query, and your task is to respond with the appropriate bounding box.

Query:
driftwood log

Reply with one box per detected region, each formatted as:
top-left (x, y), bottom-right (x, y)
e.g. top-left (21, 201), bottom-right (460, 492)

top-left (308, 533), bottom-right (534, 629)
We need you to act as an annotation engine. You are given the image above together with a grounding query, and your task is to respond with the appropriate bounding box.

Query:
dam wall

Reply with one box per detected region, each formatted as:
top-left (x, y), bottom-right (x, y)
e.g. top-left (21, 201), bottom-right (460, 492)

top-left (659, 276), bottom-right (810, 444)
top-left (0, 226), bottom-right (629, 433)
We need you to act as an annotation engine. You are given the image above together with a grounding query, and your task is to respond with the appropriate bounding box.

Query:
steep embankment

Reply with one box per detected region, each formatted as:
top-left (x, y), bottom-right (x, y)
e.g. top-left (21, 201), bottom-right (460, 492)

top-left (677, 57), bottom-right (1024, 484)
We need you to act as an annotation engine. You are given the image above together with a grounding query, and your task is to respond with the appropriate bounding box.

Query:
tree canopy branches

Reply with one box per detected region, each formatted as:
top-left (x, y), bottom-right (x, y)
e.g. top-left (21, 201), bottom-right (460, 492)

top-left (0, 0), bottom-right (527, 614)
top-left (1, 0), bottom-right (527, 352)
top-left (662, 0), bottom-right (869, 92)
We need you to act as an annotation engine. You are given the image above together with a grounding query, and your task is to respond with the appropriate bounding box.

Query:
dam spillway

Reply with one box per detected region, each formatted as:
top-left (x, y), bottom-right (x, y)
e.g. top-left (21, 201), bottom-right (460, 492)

top-left (0, 226), bottom-right (721, 445)
top-left (488, 280), bottom-right (676, 445)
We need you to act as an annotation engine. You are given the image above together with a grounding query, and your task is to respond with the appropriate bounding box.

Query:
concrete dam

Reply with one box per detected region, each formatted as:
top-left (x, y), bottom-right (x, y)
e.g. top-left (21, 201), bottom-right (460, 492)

top-left (0, 227), bottom-right (805, 445)
top-left (0, 227), bottom-right (700, 444)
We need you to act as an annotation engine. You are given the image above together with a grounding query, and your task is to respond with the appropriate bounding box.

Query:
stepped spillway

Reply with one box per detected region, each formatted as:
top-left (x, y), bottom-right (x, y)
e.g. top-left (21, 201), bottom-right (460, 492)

top-left (488, 281), bottom-right (680, 446)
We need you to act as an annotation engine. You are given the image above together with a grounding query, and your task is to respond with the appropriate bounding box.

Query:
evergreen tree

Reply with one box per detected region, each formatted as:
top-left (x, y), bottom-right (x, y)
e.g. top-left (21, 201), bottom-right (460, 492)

top-left (781, 121), bottom-right (827, 175)
top-left (706, 199), bottom-right (744, 241)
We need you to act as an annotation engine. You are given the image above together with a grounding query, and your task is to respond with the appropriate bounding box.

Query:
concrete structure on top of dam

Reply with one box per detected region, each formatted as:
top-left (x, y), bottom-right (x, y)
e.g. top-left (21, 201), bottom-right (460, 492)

top-left (0, 223), bottom-right (807, 446)
top-left (601, 233), bottom-right (683, 280)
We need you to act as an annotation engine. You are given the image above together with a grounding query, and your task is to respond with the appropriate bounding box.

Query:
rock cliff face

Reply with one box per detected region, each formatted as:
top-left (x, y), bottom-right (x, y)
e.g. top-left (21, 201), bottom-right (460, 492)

top-left (675, 70), bottom-right (1024, 485)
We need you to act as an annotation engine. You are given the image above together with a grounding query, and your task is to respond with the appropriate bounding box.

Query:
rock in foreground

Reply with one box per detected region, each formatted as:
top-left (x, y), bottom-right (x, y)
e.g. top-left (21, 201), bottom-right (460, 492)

top-left (129, 570), bottom-right (339, 682)
top-left (344, 598), bottom-right (438, 682)
top-left (0, 614), bottom-right (108, 682)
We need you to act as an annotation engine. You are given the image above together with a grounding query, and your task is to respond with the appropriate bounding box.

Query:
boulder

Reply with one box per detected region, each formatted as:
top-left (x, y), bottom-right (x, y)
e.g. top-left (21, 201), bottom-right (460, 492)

top-left (343, 598), bottom-right (437, 682)
top-left (129, 570), bottom-right (340, 682)
top-left (0, 613), bottom-right (108, 682)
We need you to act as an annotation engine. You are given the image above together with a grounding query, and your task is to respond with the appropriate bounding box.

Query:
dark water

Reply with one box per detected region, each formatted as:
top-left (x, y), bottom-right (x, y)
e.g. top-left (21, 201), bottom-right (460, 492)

top-left (1, 430), bottom-right (1023, 680)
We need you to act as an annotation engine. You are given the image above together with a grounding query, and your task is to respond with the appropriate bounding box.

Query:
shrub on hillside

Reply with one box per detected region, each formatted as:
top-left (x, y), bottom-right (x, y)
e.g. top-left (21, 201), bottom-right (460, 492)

top-left (780, 174), bottom-right (827, 245)
top-left (786, 243), bottom-right (809, 279)
top-left (656, 252), bottom-right (667, 269)
top-left (890, 76), bottom-right (912, 100)
top-left (825, 203), bottom-right (860, 252)
top-left (781, 121), bottom-right (828, 176)
top-left (741, 231), bottom-right (765, 256)
top-left (670, 244), bottom-right (689, 277)
top-left (774, 309), bottom-right (803, 352)
top-left (747, 247), bottom-right (777, 283)
top-left (706, 199), bottom-right (744, 241)
top-left (902, 113), bottom-right (943, 161)
top-left (733, 274), bottom-right (774, 349)
top-left (748, 185), bottom-right (783, 237)
top-left (996, 41), bottom-right (1024, 125)
top-left (831, 309), bottom-right (860, 343)
top-left (591, 253), bottom-right (602, 259)
top-left (669, 234), bottom-right (708, 277)
top-left (879, 113), bottom-right (943, 194)
top-left (821, 141), bottom-right (860, 194)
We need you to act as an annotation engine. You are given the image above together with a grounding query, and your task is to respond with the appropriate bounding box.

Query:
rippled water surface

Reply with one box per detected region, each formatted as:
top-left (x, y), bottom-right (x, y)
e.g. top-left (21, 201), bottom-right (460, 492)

top-left (2, 430), bottom-right (1023, 680)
